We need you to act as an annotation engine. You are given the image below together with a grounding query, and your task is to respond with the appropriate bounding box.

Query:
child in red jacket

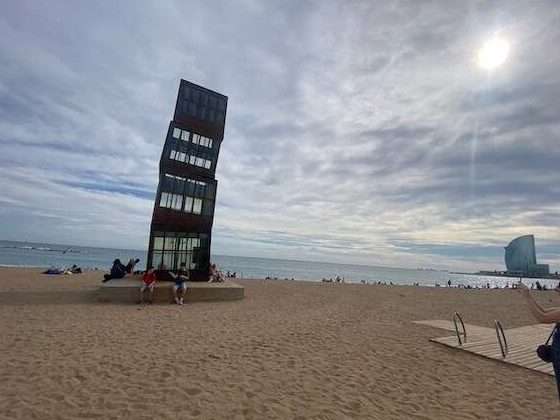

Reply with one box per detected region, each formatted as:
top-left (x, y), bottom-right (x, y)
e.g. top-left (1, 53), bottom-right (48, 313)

top-left (139, 266), bottom-right (157, 304)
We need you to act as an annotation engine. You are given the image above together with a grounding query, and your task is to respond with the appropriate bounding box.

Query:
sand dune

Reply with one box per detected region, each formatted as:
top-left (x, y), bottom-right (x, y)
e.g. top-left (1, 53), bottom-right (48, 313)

top-left (1, 267), bottom-right (559, 419)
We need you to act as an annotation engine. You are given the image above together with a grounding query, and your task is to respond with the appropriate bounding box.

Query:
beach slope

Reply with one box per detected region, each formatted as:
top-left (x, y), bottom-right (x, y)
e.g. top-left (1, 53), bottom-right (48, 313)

top-left (1, 268), bottom-right (558, 419)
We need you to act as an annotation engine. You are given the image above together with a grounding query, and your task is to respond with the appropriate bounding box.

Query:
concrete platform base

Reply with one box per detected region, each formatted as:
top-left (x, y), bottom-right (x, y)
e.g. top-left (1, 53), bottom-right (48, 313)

top-left (97, 276), bottom-right (244, 304)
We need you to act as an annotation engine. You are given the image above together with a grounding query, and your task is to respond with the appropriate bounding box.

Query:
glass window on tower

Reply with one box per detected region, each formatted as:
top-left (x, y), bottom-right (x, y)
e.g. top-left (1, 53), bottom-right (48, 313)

top-left (149, 232), bottom-right (209, 271)
top-left (165, 236), bottom-right (177, 252)
top-left (188, 102), bottom-right (197, 116)
top-left (193, 198), bottom-right (202, 215)
top-left (184, 196), bottom-right (193, 213)
top-left (153, 236), bottom-right (164, 250)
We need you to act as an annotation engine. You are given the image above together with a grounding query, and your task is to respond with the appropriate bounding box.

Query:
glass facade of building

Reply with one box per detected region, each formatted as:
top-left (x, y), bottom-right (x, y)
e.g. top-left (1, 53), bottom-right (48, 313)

top-left (150, 232), bottom-right (209, 273)
top-left (505, 235), bottom-right (537, 273)
top-left (147, 80), bottom-right (227, 280)
top-left (504, 234), bottom-right (549, 276)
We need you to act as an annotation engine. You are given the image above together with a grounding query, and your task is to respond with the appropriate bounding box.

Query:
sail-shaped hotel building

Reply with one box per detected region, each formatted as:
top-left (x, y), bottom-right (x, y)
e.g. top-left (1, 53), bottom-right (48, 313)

top-left (505, 235), bottom-right (549, 277)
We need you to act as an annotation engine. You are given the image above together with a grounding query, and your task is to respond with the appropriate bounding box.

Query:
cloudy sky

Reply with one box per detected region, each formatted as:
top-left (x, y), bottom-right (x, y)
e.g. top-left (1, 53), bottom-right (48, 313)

top-left (1, 1), bottom-right (559, 271)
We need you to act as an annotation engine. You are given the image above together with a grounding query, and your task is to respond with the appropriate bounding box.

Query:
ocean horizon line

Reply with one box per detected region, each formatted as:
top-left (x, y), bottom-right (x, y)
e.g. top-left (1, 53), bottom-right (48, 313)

top-left (0, 239), bottom-right (456, 274)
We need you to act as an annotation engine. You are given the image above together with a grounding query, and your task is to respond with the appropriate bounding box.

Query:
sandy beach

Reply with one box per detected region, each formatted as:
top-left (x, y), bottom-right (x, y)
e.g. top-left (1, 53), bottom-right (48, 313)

top-left (1, 267), bottom-right (559, 419)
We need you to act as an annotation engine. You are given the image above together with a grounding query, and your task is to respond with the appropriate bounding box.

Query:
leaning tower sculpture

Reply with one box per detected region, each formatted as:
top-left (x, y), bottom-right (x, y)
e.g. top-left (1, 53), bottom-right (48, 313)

top-left (147, 79), bottom-right (227, 280)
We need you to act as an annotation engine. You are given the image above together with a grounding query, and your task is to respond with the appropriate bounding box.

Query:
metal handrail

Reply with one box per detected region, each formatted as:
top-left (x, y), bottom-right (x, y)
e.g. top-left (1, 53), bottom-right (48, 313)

top-left (495, 320), bottom-right (508, 358)
top-left (453, 312), bottom-right (467, 345)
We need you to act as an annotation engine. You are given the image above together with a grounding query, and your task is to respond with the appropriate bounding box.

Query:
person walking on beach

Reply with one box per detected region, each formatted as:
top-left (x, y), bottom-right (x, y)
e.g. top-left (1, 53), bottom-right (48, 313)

top-left (518, 281), bottom-right (560, 398)
top-left (172, 263), bottom-right (189, 305)
top-left (139, 266), bottom-right (157, 304)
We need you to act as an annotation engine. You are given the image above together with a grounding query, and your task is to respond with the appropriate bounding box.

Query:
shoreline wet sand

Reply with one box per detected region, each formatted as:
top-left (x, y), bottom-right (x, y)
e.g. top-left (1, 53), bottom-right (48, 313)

top-left (1, 267), bottom-right (559, 419)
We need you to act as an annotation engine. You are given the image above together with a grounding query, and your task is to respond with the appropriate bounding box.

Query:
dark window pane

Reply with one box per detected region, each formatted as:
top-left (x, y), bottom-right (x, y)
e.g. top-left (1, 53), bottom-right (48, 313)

top-left (162, 175), bottom-right (174, 191)
top-left (208, 183), bottom-right (216, 199)
top-left (188, 102), bottom-right (197, 116)
top-left (202, 199), bottom-right (213, 216)
top-left (175, 177), bottom-right (185, 194)
top-left (186, 180), bottom-right (195, 196)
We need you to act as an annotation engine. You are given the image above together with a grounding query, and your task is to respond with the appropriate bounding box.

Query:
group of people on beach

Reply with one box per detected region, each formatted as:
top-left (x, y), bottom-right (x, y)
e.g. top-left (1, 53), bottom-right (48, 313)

top-left (321, 275), bottom-right (344, 283)
top-left (265, 276), bottom-right (295, 281)
top-left (43, 264), bottom-right (83, 275)
top-left (140, 263), bottom-right (189, 305)
top-left (140, 262), bottom-right (225, 304)
top-left (102, 258), bottom-right (225, 304)
top-left (434, 279), bottom-right (559, 290)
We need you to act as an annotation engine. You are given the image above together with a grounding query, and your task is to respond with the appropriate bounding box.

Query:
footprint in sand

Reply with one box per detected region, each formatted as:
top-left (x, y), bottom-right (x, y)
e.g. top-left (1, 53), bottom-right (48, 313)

top-left (186, 387), bottom-right (202, 396)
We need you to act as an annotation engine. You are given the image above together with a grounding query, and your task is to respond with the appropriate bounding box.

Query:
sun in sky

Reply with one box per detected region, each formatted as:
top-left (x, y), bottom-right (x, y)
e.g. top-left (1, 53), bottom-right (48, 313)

top-left (477, 35), bottom-right (510, 70)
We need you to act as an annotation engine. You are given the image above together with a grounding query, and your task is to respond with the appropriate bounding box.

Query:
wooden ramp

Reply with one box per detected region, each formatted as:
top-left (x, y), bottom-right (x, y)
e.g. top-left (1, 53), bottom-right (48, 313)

top-left (413, 320), bottom-right (495, 341)
top-left (415, 319), bottom-right (555, 376)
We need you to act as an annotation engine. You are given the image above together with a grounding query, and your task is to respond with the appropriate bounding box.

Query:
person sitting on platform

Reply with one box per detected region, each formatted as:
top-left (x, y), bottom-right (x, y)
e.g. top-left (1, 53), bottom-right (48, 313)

top-left (126, 258), bottom-right (140, 274)
top-left (103, 259), bottom-right (127, 282)
top-left (139, 266), bottom-right (157, 304)
top-left (172, 263), bottom-right (189, 305)
top-left (208, 263), bottom-right (224, 283)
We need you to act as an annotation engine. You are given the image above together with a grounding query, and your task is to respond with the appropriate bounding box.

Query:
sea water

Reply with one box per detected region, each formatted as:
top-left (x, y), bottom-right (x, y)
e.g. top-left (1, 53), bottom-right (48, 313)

top-left (0, 240), bottom-right (557, 289)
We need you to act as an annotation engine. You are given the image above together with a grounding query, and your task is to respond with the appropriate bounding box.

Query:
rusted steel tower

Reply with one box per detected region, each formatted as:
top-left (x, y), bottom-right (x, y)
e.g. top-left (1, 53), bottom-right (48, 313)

top-left (147, 79), bottom-right (227, 280)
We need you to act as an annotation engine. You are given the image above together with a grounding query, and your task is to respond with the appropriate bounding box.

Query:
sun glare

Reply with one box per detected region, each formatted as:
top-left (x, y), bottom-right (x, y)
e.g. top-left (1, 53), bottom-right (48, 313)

top-left (477, 36), bottom-right (510, 71)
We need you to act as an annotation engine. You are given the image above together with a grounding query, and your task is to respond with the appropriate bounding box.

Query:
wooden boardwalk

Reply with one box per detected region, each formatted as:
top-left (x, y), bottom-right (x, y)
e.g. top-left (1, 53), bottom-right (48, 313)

top-left (414, 320), bottom-right (555, 376)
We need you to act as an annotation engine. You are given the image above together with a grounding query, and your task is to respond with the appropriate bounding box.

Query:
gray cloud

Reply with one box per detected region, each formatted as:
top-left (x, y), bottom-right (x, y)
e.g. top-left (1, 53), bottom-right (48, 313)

top-left (0, 0), bottom-right (559, 271)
